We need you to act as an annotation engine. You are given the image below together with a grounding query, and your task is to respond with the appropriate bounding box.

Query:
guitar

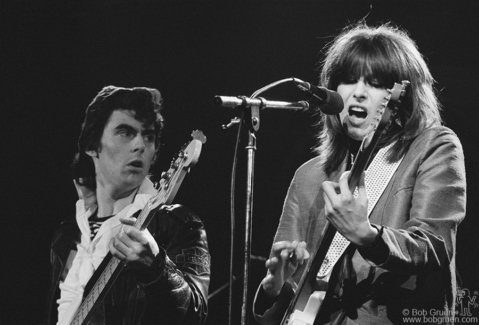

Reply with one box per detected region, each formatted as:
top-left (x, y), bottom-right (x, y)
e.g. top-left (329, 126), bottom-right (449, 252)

top-left (58, 130), bottom-right (206, 325)
top-left (281, 81), bottom-right (409, 325)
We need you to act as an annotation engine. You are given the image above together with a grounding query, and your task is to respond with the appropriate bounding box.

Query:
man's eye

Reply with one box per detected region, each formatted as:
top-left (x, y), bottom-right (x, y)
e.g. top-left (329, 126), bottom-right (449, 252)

top-left (144, 135), bottom-right (155, 143)
top-left (119, 131), bottom-right (132, 137)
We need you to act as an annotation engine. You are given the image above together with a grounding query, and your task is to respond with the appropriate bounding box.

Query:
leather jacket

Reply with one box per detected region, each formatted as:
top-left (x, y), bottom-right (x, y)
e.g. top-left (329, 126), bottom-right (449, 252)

top-left (44, 204), bottom-right (210, 325)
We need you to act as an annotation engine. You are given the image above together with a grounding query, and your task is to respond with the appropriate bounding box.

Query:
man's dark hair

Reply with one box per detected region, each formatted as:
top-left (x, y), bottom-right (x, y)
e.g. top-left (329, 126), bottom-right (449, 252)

top-left (72, 86), bottom-right (164, 190)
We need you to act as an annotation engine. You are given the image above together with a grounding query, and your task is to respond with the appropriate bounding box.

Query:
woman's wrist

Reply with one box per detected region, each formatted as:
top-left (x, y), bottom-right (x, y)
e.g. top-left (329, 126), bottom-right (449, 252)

top-left (356, 223), bottom-right (381, 247)
top-left (262, 281), bottom-right (282, 298)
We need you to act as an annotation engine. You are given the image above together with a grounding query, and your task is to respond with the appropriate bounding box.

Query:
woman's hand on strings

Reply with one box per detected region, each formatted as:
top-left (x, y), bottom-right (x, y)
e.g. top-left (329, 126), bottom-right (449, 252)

top-left (322, 171), bottom-right (378, 247)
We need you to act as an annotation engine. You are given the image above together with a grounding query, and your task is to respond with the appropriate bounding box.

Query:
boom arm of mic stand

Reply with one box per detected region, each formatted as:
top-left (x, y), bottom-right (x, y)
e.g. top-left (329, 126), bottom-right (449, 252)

top-left (213, 96), bottom-right (310, 111)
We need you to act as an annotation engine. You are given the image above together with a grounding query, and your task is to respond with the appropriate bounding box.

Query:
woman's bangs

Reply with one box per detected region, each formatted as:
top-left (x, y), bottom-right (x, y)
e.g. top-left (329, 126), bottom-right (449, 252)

top-left (365, 45), bottom-right (400, 88)
top-left (334, 41), bottom-right (399, 88)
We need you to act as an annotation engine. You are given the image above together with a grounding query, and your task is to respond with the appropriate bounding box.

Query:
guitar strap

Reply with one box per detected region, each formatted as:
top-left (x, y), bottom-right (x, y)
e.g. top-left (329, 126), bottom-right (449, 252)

top-left (317, 142), bottom-right (404, 280)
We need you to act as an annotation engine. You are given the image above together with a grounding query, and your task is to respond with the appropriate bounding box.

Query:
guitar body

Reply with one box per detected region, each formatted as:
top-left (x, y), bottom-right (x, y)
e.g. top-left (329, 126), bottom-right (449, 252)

top-left (58, 131), bottom-right (206, 325)
top-left (280, 82), bottom-right (409, 325)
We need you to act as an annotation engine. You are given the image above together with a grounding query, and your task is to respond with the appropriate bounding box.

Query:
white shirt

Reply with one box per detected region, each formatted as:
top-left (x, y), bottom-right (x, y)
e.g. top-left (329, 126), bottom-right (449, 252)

top-left (56, 178), bottom-right (157, 324)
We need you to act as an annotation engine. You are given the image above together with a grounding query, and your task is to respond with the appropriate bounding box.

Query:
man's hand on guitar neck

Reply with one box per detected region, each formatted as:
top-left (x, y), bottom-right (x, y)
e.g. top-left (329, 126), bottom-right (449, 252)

top-left (109, 216), bottom-right (161, 277)
top-left (261, 241), bottom-right (310, 297)
top-left (322, 171), bottom-right (379, 247)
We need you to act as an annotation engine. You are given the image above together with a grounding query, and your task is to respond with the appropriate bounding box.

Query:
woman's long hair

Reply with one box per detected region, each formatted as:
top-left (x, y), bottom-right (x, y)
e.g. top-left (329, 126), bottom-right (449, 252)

top-left (315, 23), bottom-right (442, 176)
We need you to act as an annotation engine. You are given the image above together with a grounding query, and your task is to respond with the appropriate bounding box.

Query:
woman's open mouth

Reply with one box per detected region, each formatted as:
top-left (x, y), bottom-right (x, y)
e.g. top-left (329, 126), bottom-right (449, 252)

top-left (349, 106), bottom-right (368, 119)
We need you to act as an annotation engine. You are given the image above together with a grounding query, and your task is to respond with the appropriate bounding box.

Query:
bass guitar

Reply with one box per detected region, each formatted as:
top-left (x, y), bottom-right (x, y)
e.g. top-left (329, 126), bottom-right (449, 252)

top-left (281, 82), bottom-right (409, 325)
top-left (58, 130), bottom-right (206, 325)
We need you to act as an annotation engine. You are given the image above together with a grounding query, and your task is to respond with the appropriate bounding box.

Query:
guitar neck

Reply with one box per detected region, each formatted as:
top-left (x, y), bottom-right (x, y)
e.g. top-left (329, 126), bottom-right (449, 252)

top-left (347, 128), bottom-right (383, 192)
top-left (71, 203), bottom-right (163, 325)
top-left (70, 253), bottom-right (122, 325)
top-left (281, 138), bottom-right (379, 324)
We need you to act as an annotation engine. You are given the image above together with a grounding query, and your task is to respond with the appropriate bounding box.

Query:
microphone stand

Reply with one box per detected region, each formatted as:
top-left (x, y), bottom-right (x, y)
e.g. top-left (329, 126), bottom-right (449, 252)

top-left (241, 100), bottom-right (260, 325)
top-left (216, 78), bottom-right (314, 325)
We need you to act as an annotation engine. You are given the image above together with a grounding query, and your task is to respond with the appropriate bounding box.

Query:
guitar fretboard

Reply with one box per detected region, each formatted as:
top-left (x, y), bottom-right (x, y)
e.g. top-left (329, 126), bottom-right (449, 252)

top-left (70, 182), bottom-right (171, 324)
top-left (70, 256), bottom-right (121, 325)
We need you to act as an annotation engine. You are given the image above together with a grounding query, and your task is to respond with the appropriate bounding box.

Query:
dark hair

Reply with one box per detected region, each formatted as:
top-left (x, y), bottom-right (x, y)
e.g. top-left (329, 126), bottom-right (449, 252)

top-left (72, 86), bottom-right (164, 190)
top-left (315, 22), bottom-right (442, 176)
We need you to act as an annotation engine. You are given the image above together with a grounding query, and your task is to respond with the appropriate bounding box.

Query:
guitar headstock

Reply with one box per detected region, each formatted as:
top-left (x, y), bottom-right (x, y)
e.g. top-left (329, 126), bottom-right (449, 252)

top-left (361, 80), bottom-right (409, 149)
top-left (191, 129), bottom-right (207, 144)
top-left (149, 130), bottom-right (204, 208)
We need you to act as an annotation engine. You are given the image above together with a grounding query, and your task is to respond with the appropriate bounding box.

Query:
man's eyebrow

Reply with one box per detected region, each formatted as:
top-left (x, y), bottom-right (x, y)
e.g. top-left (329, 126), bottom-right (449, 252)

top-left (115, 123), bottom-right (138, 132)
top-left (141, 127), bottom-right (156, 136)
top-left (115, 123), bottom-right (156, 136)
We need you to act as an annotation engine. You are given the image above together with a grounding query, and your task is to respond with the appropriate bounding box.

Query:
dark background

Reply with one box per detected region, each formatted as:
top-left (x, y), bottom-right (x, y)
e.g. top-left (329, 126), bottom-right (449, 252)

top-left (2, 1), bottom-right (478, 324)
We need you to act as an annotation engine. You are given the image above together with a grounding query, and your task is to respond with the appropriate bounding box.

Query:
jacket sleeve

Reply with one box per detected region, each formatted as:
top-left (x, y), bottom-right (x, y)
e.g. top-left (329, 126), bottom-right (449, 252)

top-left (358, 128), bottom-right (467, 275)
top-left (136, 204), bottom-right (210, 325)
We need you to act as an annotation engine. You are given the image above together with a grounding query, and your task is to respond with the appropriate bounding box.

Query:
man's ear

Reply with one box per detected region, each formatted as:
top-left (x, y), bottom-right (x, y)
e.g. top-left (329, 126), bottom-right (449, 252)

top-left (86, 149), bottom-right (98, 158)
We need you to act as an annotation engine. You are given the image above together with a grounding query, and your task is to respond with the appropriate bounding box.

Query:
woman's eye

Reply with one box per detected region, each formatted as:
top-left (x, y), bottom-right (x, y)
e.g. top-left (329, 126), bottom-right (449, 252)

top-left (343, 77), bottom-right (357, 84)
top-left (369, 79), bottom-right (385, 88)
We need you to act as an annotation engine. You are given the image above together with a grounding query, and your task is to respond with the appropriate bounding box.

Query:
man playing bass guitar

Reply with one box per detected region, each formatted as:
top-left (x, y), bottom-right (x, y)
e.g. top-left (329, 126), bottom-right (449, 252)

top-left (254, 23), bottom-right (466, 325)
top-left (43, 86), bottom-right (210, 325)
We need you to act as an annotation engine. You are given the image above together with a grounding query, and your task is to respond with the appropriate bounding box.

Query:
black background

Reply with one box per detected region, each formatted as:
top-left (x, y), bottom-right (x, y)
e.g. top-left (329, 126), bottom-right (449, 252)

top-left (2, 1), bottom-right (479, 324)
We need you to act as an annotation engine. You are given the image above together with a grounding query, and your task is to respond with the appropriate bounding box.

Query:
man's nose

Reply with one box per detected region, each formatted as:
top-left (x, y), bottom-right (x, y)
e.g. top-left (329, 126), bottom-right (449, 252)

top-left (131, 134), bottom-right (146, 153)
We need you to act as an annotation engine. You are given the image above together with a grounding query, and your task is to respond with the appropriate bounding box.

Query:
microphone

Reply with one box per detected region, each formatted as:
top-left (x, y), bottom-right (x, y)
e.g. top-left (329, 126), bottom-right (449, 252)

top-left (213, 96), bottom-right (310, 112)
top-left (292, 78), bottom-right (343, 115)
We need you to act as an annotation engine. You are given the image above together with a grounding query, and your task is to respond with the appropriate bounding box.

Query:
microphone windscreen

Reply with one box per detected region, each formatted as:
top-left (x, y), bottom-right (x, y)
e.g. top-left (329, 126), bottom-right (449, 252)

top-left (321, 90), bottom-right (344, 115)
